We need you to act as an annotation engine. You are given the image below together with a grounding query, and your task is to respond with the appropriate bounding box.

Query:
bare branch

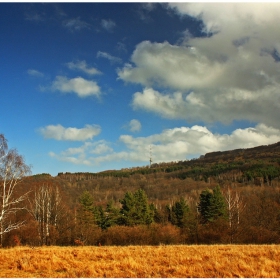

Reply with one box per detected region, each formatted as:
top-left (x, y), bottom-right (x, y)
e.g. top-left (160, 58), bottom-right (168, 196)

top-left (0, 134), bottom-right (31, 244)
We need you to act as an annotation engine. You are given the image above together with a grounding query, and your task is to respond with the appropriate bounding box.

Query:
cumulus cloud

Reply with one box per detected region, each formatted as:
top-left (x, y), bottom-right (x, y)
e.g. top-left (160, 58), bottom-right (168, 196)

top-left (51, 76), bottom-right (101, 98)
top-left (28, 69), bottom-right (44, 77)
top-left (66, 60), bottom-right (101, 75)
top-left (48, 123), bottom-right (280, 166)
top-left (128, 119), bottom-right (141, 132)
top-left (63, 17), bottom-right (91, 31)
top-left (132, 87), bottom-right (280, 128)
top-left (101, 19), bottom-right (116, 32)
top-left (39, 124), bottom-right (101, 141)
top-left (118, 3), bottom-right (280, 128)
top-left (97, 51), bottom-right (122, 64)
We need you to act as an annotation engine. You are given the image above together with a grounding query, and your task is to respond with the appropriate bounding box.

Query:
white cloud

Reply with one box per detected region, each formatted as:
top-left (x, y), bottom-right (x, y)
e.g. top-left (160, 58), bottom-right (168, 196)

top-left (49, 140), bottom-right (113, 165)
top-left (167, 3), bottom-right (280, 35)
top-left (129, 119), bottom-right (141, 132)
top-left (118, 3), bottom-right (280, 129)
top-left (28, 69), bottom-right (44, 78)
top-left (51, 76), bottom-right (101, 98)
top-left (40, 124), bottom-right (101, 141)
top-left (90, 141), bottom-right (114, 155)
top-left (63, 17), bottom-right (91, 31)
top-left (66, 60), bottom-right (102, 75)
top-left (132, 87), bottom-right (280, 128)
top-left (97, 51), bottom-right (122, 64)
top-left (48, 123), bottom-right (280, 166)
top-left (101, 19), bottom-right (116, 32)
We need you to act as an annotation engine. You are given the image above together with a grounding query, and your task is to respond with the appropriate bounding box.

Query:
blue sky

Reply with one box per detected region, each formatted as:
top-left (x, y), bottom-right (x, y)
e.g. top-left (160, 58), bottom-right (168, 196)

top-left (1, 2), bottom-right (280, 176)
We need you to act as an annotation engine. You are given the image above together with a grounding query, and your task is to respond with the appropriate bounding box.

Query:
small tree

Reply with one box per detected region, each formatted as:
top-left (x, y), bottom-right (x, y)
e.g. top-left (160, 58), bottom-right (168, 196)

top-left (169, 197), bottom-right (190, 228)
top-left (197, 189), bottom-right (213, 223)
top-left (75, 191), bottom-right (97, 244)
top-left (119, 189), bottom-right (154, 226)
top-left (0, 134), bottom-right (31, 245)
top-left (101, 200), bottom-right (120, 230)
top-left (197, 186), bottom-right (226, 223)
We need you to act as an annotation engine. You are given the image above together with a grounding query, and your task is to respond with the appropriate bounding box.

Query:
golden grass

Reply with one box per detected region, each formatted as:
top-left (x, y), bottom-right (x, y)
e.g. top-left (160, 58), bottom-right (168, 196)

top-left (0, 244), bottom-right (280, 277)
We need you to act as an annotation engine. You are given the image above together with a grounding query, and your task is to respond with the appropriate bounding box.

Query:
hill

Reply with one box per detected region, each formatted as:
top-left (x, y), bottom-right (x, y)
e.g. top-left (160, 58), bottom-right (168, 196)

top-left (26, 141), bottom-right (280, 207)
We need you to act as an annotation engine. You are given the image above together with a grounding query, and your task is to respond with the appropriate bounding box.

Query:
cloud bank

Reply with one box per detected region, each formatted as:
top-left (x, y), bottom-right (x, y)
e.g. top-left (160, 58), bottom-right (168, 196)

top-left (49, 123), bottom-right (280, 166)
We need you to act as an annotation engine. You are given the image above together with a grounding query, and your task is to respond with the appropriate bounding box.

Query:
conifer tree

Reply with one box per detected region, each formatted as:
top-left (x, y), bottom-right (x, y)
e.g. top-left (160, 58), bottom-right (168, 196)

top-left (197, 186), bottom-right (226, 223)
top-left (171, 197), bottom-right (190, 228)
top-left (102, 200), bottom-right (120, 229)
top-left (77, 191), bottom-right (95, 226)
top-left (210, 185), bottom-right (226, 220)
top-left (119, 189), bottom-right (154, 226)
top-left (197, 189), bottom-right (213, 223)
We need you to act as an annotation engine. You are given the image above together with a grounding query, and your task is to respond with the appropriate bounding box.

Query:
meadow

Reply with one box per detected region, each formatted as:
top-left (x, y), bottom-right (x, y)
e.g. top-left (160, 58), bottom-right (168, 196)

top-left (0, 245), bottom-right (280, 278)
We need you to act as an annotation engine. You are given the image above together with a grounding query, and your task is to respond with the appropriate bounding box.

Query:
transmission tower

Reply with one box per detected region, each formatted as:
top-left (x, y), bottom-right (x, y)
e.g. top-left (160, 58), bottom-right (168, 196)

top-left (149, 145), bottom-right (153, 168)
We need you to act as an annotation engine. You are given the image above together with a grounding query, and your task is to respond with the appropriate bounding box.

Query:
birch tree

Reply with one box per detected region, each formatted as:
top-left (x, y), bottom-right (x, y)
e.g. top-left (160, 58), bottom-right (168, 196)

top-left (224, 186), bottom-right (246, 243)
top-left (0, 134), bottom-right (31, 245)
top-left (30, 185), bottom-right (62, 245)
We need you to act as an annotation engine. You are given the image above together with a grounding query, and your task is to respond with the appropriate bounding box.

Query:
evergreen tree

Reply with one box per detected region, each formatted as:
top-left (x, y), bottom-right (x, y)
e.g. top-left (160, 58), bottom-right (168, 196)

top-left (210, 185), bottom-right (226, 220)
top-left (171, 197), bottom-right (190, 228)
top-left (76, 191), bottom-right (97, 244)
top-left (197, 189), bottom-right (213, 223)
top-left (100, 200), bottom-right (120, 230)
top-left (197, 186), bottom-right (226, 223)
top-left (119, 189), bottom-right (154, 226)
top-left (78, 191), bottom-right (95, 225)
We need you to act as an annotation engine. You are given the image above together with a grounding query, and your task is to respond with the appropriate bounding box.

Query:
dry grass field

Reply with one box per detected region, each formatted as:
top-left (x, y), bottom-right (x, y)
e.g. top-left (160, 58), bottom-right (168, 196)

top-left (0, 245), bottom-right (280, 277)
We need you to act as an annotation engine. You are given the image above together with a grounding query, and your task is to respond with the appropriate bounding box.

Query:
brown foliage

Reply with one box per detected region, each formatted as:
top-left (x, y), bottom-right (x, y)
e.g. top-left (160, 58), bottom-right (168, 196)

top-left (99, 224), bottom-right (183, 246)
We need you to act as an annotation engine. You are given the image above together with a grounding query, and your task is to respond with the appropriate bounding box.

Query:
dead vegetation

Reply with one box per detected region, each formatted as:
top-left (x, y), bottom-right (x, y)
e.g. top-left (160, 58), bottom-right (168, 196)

top-left (0, 245), bottom-right (280, 277)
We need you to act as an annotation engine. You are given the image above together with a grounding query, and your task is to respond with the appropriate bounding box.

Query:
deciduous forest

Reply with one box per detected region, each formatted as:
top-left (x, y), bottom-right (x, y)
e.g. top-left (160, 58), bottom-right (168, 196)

top-left (2, 133), bottom-right (280, 247)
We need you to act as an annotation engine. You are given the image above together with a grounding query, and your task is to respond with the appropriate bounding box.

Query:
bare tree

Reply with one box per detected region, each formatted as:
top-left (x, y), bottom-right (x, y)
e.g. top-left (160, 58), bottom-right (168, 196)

top-left (0, 134), bottom-right (31, 245)
top-left (30, 184), bottom-right (63, 245)
top-left (224, 186), bottom-right (246, 243)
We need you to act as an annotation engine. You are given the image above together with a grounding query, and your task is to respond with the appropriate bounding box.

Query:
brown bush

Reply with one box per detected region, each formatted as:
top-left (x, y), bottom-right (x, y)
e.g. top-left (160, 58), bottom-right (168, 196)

top-left (98, 224), bottom-right (184, 246)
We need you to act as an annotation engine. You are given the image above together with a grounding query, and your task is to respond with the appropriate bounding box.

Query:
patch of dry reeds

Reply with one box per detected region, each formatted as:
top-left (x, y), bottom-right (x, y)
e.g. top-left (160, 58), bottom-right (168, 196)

top-left (0, 244), bottom-right (279, 277)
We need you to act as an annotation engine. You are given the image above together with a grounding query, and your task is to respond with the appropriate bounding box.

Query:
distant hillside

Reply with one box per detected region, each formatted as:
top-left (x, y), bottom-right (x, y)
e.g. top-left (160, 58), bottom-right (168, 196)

top-left (203, 141), bottom-right (280, 162)
top-left (27, 141), bottom-right (280, 206)
top-left (49, 141), bottom-right (280, 182)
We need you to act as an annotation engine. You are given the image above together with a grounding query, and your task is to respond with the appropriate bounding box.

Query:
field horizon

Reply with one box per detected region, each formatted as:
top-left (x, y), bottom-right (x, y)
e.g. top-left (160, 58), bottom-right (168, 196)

top-left (0, 244), bottom-right (279, 278)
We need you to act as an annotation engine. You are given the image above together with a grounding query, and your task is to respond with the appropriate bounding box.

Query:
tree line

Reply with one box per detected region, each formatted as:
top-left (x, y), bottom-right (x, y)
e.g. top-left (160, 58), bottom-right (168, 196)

top-left (1, 133), bottom-right (280, 247)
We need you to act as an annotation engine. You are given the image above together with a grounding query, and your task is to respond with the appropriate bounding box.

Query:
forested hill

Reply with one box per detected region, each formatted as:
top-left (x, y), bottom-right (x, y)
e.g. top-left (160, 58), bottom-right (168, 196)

top-left (44, 140), bottom-right (280, 183)
top-left (203, 141), bottom-right (280, 162)
top-left (28, 141), bottom-right (280, 205)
